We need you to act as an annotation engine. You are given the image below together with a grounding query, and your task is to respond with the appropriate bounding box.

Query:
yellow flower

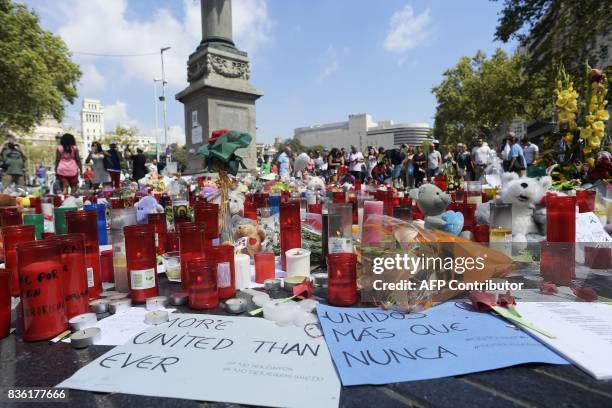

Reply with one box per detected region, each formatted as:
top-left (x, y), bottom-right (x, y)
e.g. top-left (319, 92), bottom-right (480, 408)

top-left (589, 137), bottom-right (601, 148)
top-left (569, 120), bottom-right (577, 131)
top-left (585, 114), bottom-right (596, 124)
top-left (565, 100), bottom-right (578, 112)
top-left (596, 110), bottom-right (609, 121)
top-left (556, 97), bottom-right (569, 108)
top-left (592, 121), bottom-right (605, 131)
top-left (580, 127), bottom-right (593, 139)
top-left (564, 133), bottom-right (574, 144)
top-left (587, 158), bottom-right (595, 167)
top-left (593, 128), bottom-right (604, 139)
top-left (559, 111), bottom-right (575, 123)
top-left (583, 146), bottom-right (592, 154)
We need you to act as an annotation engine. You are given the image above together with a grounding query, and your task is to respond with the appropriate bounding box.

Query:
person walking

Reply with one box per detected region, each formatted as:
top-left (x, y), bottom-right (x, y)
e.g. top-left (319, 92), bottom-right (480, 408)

top-left (326, 148), bottom-right (344, 183)
top-left (277, 146), bottom-right (292, 178)
top-left (35, 163), bottom-right (46, 188)
top-left (126, 146), bottom-right (148, 182)
top-left (365, 146), bottom-right (377, 178)
top-left (471, 138), bottom-right (491, 181)
top-left (508, 135), bottom-right (527, 176)
top-left (106, 142), bottom-right (123, 189)
top-left (85, 141), bottom-right (110, 189)
top-left (404, 146), bottom-right (415, 189)
top-left (0, 133), bottom-right (27, 187)
top-left (347, 145), bottom-right (365, 182)
top-left (55, 133), bottom-right (82, 195)
top-left (456, 144), bottom-right (473, 181)
top-left (427, 143), bottom-right (442, 179)
top-left (413, 146), bottom-right (427, 187)
top-left (522, 137), bottom-right (539, 168)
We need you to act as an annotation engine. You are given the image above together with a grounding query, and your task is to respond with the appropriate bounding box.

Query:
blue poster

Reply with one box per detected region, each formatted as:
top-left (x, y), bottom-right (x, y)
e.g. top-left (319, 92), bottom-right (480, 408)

top-left (316, 302), bottom-right (568, 386)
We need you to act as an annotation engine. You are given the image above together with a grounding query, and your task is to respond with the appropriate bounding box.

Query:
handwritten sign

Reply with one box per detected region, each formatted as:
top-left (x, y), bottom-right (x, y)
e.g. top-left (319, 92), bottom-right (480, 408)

top-left (58, 314), bottom-right (340, 408)
top-left (316, 302), bottom-right (567, 386)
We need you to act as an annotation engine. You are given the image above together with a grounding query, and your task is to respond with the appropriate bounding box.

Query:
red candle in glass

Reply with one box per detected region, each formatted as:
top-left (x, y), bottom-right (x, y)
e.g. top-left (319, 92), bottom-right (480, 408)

top-left (280, 200), bottom-right (301, 271)
top-left (243, 198), bottom-right (258, 220)
top-left (412, 205), bottom-right (424, 220)
top-left (16, 240), bottom-right (67, 341)
top-left (1, 207), bottom-right (22, 227)
top-left (434, 175), bottom-right (447, 192)
top-left (327, 253), bottom-right (358, 306)
top-left (540, 242), bottom-right (574, 285)
top-left (166, 231), bottom-right (180, 252)
top-left (576, 190), bottom-right (596, 213)
top-left (47, 234), bottom-right (89, 319)
top-left (3, 224), bottom-right (35, 296)
top-left (178, 222), bottom-right (206, 291)
top-left (253, 192), bottom-right (269, 209)
top-left (457, 203), bottom-right (476, 228)
top-left (187, 257), bottom-right (218, 309)
top-left (29, 197), bottom-right (42, 214)
top-left (348, 195), bottom-right (358, 225)
top-left (64, 210), bottom-right (103, 299)
top-left (254, 252), bottom-right (275, 283)
top-left (547, 196), bottom-right (576, 242)
top-left (472, 225), bottom-right (490, 243)
top-left (100, 248), bottom-right (114, 283)
top-left (332, 192), bottom-right (346, 204)
top-left (124, 224), bottom-right (158, 302)
top-left (0, 268), bottom-right (9, 339)
top-left (148, 213), bottom-right (168, 256)
top-left (400, 197), bottom-right (412, 207)
top-left (193, 202), bottom-right (219, 239)
top-left (308, 203), bottom-right (322, 214)
top-left (202, 244), bottom-right (235, 299)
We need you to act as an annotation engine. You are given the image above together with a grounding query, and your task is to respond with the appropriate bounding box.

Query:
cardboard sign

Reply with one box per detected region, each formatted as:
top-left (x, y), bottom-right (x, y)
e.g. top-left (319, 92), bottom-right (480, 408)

top-left (58, 314), bottom-right (340, 408)
top-left (316, 302), bottom-right (568, 386)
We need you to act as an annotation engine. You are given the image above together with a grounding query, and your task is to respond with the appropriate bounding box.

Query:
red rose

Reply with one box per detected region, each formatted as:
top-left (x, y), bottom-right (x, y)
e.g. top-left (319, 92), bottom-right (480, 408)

top-left (469, 291), bottom-right (497, 312)
top-left (209, 129), bottom-right (229, 144)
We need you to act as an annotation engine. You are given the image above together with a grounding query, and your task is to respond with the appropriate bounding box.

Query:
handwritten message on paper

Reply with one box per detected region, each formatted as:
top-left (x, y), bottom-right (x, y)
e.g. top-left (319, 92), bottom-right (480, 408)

top-left (316, 302), bottom-right (568, 386)
top-left (58, 314), bottom-right (340, 408)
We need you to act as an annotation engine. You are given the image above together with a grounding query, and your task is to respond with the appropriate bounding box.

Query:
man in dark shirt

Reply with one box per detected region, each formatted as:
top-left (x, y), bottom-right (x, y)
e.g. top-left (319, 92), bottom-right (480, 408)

top-left (126, 146), bottom-right (148, 181)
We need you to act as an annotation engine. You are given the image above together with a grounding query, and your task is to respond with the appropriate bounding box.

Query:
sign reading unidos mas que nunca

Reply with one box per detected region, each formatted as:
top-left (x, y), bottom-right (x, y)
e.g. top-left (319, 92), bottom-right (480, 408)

top-left (58, 314), bottom-right (340, 408)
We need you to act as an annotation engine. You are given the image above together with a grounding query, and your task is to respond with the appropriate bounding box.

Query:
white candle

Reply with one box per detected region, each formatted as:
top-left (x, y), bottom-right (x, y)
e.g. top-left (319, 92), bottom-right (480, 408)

top-left (234, 253), bottom-right (251, 290)
top-left (285, 248), bottom-right (311, 277)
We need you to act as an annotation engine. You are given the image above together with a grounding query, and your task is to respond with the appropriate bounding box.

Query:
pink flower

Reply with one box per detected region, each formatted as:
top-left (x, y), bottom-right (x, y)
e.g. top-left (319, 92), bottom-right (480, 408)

top-left (572, 286), bottom-right (598, 302)
top-left (539, 282), bottom-right (558, 294)
top-left (469, 291), bottom-right (497, 312)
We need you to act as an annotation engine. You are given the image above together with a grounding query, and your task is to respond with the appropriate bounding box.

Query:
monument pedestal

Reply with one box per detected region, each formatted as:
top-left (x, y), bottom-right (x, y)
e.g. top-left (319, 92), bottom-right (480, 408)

top-left (176, 1), bottom-right (263, 174)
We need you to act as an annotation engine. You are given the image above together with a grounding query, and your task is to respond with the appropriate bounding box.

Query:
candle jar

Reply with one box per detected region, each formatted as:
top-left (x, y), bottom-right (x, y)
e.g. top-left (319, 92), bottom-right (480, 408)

top-left (53, 206), bottom-right (77, 235)
top-left (327, 253), bottom-right (358, 306)
top-left (327, 204), bottom-right (353, 254)
top-left (434, 175), bottom-right (447, 192)
top-left (28, 196), bottom-right (42, 214)
top-left (16, 240), bottom-right (66, 341)
top-left (576, 189), bottom-right (596, 213)
top-left (0, 268), bottom-right (9, 339)
top-left (466, 181), bottom-right (482, 205)
top-left (187, 257), bottom-right (218, 309)
top-left (162, 251), bottom-right (181, 280)
top-left (280, 201), bottom-right (301, 271)
top-left (23, 213), bottom-right (43, 239)
top-left (456, 203), bottom-right (476, 229)
top-left (234, 253), bottom-right (251, 290)
top-left (243, 197), bottom-right (258, 220)
top-left (489, 203), bottom-right (513, 256)
top-left (65, 210), bottom-right (103, 299)
top-left (100, 247), bottom-right (113, 283)
top-left (148, 213), bottom-right (168, 256)
top-left (285, 248), bottom-right (311, 278)
top-left (124, 224), bottom-right (158, 302)
top-left (84, 203), bottom-right (108, 245)
top-left (172, 199), bottom-right (191, 227)
top-left (109, 207), bottom-right (137, 294)
top-left (254, 252), bottom-right (275, 283)
top-left (178, 222), bottom-right (206, 291)
top-left (193, 202), bottom-right (219, 240)
top-left (47, 234), bottom-right (89, 319)
top-left (268, 194), bottom-right (281, 215)
top-left (392, 206), bottom-right (413, 221)
top-left (332, 191), bottom-right (346, 204)
top-left (308, 203), bottom-right (322, 214)
top-left (547, 196), bottom-right (576, 242)
top-left (254, 192), bottom-right (269, 209)
top-left (347, 193), bottom-right (358, 225)
top-left (3, 224), bottom-right (35, 296)
top-left (540, 242), bottom-right (574, 285)
top-left (472, 225), bottom-right (490, 243)
top-left (202, 244), bottom-right (235, 299)
top-left (166, 231), bottom-right (180, 252)
top-left (1, 207), bottom-right (22, 227)
top-left (362, 200), bottom-right (384, 244)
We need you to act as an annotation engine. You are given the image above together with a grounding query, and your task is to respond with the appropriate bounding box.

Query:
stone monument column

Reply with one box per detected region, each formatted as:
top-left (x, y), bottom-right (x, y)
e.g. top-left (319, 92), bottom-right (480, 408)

top-left (176, 0), bottom-right (263, 174)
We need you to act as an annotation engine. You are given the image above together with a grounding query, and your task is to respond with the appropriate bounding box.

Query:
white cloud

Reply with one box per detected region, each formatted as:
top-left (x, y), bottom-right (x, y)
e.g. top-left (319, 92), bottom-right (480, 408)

top-left (383, 4), bottom-right (431, 53)
top-left (105, 100), bottom-right (140, 130)
top-left (79, 64), bottom-right (106, 94)
top-left (318, 45), bottom-right (339, 82)
top-left (167, 125), bottom-right (186, 145)
top-left (51, 0), bottom-right (272, 90)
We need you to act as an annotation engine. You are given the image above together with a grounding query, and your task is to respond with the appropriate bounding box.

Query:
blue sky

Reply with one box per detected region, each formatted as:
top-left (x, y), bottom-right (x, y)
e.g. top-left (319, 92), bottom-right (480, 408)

top-left (25, 0), bottom-right (517, 144)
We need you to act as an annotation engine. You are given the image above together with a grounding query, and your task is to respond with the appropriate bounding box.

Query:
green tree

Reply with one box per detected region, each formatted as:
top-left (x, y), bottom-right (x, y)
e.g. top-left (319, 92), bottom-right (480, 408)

top-left (493, 0), bottom-right (612, 78)
top-left (0, 0), bottom-right (81, 132)
top-left (169, 143), bottom-right (187, 171)
top-left (274, 138), bottom-right (326, 158)
top-left (98, 126), bottom-right (139, 149)
top-left (431, 49), bottom-right (549, 145)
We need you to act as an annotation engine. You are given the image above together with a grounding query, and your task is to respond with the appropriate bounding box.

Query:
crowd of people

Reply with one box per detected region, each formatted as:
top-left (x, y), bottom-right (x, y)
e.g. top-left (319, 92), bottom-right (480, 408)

top-left (261, 132), bottom-right (539, 189)
top-left (0, 131), bottom-right (163, 194)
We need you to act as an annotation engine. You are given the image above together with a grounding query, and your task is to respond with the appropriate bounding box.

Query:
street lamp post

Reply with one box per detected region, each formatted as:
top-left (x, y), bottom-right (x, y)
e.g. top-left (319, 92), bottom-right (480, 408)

top-left (160, 47), bottom-right (171, 161)
top-left (153, 78), bottom-right (162, 162)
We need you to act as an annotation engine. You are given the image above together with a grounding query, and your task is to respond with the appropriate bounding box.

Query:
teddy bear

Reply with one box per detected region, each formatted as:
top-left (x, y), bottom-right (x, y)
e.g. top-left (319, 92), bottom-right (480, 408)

top-left (233, 220), bottom-right (266, 256)
top-left (409, 183), bottom-right (464, 235)
top-left (135, 195), bottom-right (164, 224)
top-left (476, 172), bottom-right (551, 245)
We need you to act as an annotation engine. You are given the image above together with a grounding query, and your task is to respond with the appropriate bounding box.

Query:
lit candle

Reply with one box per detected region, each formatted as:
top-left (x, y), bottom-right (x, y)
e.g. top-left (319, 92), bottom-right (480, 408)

top-left (362, 200), bottom-right (383, 244)
top-left (234, 253), bottom-right (251, 290)
top-left (285, 248), bottom-right (311, 277)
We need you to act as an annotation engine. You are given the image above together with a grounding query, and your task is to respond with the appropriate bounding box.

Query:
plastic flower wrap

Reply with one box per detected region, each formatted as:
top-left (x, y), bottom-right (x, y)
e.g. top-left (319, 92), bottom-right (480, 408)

top-left (197, 129), bottom-right (252, 176)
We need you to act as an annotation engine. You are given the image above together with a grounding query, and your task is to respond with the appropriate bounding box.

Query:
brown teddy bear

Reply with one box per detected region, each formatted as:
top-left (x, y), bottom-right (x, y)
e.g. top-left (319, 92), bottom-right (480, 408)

top-left (233, 222), bottom-right (266, 256)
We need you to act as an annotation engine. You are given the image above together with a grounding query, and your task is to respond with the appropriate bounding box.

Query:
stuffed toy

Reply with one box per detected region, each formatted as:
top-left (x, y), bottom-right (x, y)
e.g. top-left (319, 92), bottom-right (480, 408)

top-left (136, 195), bottom-right (164, 224)
top-left (305, 175), bottom-right (326, 192)
top-left (476, 172), bottom-right (551, 245)
top-left (409, 184), bottom-right (463, 235)
top-left (61, 196), bottom-right (83, 208)
top-left (233, 221), bottom-right (266, 256)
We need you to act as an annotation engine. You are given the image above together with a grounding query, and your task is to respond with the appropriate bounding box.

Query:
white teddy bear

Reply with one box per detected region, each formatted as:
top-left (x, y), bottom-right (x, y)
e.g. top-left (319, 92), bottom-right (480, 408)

top-left (476, 172), bottom-right (552, 246)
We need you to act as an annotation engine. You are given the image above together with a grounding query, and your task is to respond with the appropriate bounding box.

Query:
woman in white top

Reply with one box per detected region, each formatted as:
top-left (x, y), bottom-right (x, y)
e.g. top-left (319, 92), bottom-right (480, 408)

top-left (85, 141), bottom-right (111, 189)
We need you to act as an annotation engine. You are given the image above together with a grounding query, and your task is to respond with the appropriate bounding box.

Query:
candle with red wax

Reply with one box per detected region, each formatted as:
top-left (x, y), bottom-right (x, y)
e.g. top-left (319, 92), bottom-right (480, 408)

top-left (254, 252), bottom-right (275, 283)
top-left (65, 210), bottom-right (103, 299)
top-left (2, 224), bottom-right (35, 296)
top-left (124, 224), bottom-right (158, 302)
top-left (0, 268), bottom-right (9, 339)
top-left (327, 253), bottom-right (358, 306)
top-left (148, 212), bottom-right (168, 256)
top-left (576, 189), bottom-right (596, 213)
top-left (547, 196), bottom-right (576, 242)
top-left (166, 231), bottom-right (180, 252)
top-left (16, 240), bottom-right (67, 341)
top-left (193, 202), bottom-right (219, 239)
top-left (280, 200), bottom-right (301, 271)
top-left (202, 244), bottom-right (235, 299)
top-left (47, 233), bottom-right (89, 318)
top-left (178, 222), bottom-right (206, 291)
top-left (187, 257), bottom-right (218, 309)
top-left (1, 208), bottom-right (22, 227)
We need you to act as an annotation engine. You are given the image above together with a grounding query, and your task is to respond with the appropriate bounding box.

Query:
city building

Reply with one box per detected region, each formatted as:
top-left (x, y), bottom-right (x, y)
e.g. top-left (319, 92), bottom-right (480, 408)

top-left (294, 114), bottom-right (431, 150)
top-left (80, 98), bottom-right (104, 153)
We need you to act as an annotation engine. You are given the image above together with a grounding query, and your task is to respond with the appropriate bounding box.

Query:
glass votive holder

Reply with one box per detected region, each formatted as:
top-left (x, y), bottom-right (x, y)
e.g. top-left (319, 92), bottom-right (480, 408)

top-left (166, 231), bottom-right (180, 252)
top-left (162, 251), bottom-right (181, 281)
top-left (547, 196), bottom-right (576, 242)
top-left (193, 202), bottom-right (219, 239)
top-left (327, 252), bottom-right (358, 306)
top-left (392, 206), bottom-right (413, 221)
top-left (53, 206), bottom-right (77, 235)
top-left (188, 257), bottom-right (218, 310)
top-left (0, 268), bottom-right (9, 339)
top-left (23, 213), bottom-right (43, 240)
top-left (466, 181), bottom-right (482, 205)
top-left (3, 224), bottom-right (36, 296)
top-left (576, 189), bottom-right (596, 213)
top-left (254, 252), bottom-right (275, 283)
top-left (1, 207), bottom-right (22, 227)
top-left (472, 225), bottom-right (490, 243)
top-left (540, 242), bottom-right (575, 285)
top-left (124, 224), bottom-right (158, 303)
top-left (308, 203), bottom-right (322, 214)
